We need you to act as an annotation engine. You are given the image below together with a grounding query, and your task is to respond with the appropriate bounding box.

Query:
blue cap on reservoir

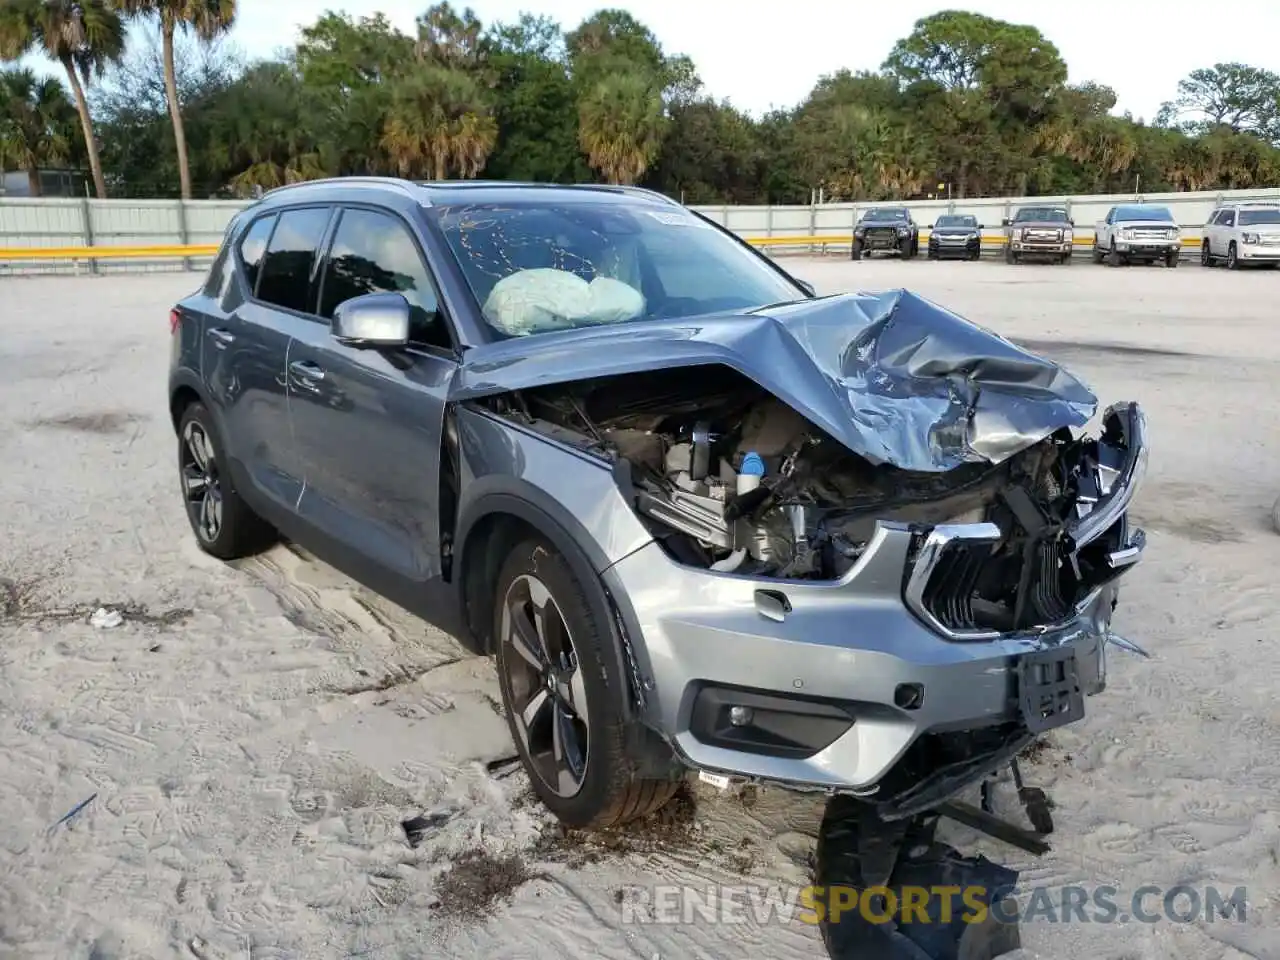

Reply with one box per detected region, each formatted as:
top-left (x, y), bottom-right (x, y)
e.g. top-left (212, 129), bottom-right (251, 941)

top-left (740, 451), bottom-right (765, 476)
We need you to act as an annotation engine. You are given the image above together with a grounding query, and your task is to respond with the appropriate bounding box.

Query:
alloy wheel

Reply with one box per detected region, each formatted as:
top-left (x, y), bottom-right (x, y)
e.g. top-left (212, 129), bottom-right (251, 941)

top-left (500, 573), bottom-right (589, 798)
top-left (181, 420), bottom-right (223, 543)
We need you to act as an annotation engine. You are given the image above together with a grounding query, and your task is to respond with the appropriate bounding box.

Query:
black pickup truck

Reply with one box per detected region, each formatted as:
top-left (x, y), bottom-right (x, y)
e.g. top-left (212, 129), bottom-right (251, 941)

top-left (852, 207), bottom-right (919, 259)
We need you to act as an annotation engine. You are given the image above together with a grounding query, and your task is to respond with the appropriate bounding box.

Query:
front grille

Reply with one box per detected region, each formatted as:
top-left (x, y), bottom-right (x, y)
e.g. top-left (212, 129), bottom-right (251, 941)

top-left (1024, 229), bottom-right (1062, 241)
top-left (865, 227), bottom-right (900, 238)
top-left (911, 534), bottom-right (1075, 637)
top-left (915, 538), bottom-right (993, 633)
top-left (1130, 229), bottom-right (1171, 240)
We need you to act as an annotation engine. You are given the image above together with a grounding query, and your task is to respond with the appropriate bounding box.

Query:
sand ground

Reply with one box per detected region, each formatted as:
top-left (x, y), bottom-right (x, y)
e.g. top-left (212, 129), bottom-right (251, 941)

top-left (1, 257), bottom-right (1277, 960)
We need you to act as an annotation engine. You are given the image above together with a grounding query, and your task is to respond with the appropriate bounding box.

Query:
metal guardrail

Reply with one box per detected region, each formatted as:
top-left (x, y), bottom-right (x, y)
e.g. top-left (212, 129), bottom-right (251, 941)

top-left (0, 232), bottom-right (1205, 262)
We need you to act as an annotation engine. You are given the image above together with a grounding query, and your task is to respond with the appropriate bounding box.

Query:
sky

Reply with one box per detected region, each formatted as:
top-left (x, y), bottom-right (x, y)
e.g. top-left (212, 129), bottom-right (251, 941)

top-left (216, 0), bottom-right (1280, 122)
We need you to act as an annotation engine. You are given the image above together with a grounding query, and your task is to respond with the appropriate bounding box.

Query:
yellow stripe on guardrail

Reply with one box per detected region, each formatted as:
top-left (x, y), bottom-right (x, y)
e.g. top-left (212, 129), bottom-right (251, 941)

top-left (0, 244), bottom-right (220, 261)
top-left (0, 234), bottom-right (1206, 261)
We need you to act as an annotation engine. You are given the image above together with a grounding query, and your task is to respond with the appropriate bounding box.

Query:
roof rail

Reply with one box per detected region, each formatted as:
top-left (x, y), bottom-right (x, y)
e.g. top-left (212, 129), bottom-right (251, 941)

top-left (262, 176), bottom-right (423, 199)
top-left (414, 179), bottom-right (684, 206)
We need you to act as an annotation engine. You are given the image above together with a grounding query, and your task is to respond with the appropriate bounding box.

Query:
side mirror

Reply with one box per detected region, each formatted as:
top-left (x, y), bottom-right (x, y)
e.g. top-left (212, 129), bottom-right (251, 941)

top-left (1069, 219), bottom-right (1075, 227)
top-left (978, 223), bottom-right (985, 229)
top-left (795, 279), bottom-right (816, 298)
top-left (332, 292), bottom-right (411, 347)
top-left (1001, 218), bottom-right (1010, 227)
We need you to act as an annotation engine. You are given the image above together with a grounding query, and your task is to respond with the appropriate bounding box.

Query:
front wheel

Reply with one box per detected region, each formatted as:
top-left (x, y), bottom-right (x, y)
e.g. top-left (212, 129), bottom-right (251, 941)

top-left (1201, 241), bottom-right (1213, 267)
top-left (899, 237), bottom-right (916, 259)
top-left (1226, 242), bottom-right (1240, 270)
top-left (1166, 250), bottom-right (1179, 268)
top-left (494, 538), bottom-right (680, 829)
top-left (1061, 251), bottom-right (1073, 265)
top-left (176, 402), bottom-right (276, 560)
top-left (850, 240), bottom-right (863, 261)
top-left (1108, 241), bottom-right (1124, 267)
top-left (1091, 242), bottom-right (1104, 264)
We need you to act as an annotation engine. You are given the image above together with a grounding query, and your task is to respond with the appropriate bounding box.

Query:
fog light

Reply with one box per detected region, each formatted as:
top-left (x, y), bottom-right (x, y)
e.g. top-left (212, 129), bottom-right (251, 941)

top-left (728, 706), bottom-right (754, 727)
top-left (894, 683), bottom-right (925, 710)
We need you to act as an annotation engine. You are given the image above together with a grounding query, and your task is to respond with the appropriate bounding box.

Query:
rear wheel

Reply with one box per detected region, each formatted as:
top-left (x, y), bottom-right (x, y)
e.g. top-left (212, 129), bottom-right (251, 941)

top-left (494, 538), bottom-right (680, 829)
top-left (177, 402), bottom-right (276, 560)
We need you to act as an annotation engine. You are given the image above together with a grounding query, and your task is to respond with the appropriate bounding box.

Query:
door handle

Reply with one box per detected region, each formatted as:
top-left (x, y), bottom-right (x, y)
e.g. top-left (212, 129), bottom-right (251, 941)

top-left (208, 327), bottom-right (235, 347)
top-left (289, 360), bottom-right (325, 382)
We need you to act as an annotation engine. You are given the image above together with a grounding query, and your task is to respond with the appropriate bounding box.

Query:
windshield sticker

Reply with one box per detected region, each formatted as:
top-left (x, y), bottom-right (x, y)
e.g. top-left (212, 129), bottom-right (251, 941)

top-left (646, 211), bottom-right (709, 227)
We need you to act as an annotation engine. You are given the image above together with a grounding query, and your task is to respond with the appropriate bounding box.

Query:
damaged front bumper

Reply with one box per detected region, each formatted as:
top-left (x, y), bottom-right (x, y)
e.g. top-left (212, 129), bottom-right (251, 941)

top-left (605, 403), bottom-right (1148, 818)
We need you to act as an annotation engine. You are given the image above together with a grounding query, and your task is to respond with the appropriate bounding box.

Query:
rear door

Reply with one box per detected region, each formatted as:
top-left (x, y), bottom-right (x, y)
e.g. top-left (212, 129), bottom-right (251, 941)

top-left (287, 205), bottom-right (458, 585)
top-left (202, 209), bottom-right (317, 514)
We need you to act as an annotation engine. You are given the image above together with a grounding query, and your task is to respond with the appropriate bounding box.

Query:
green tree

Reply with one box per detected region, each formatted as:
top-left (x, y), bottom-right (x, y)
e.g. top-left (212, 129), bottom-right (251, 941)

top-left (0, 0), bottom-right (124, 198)
top-left (0, 67), bottom-right (78, 195)
top-left (295, 12), bottom-right (413, 175)
top-left (482, 15), bottom-right (580, 182)
top-left (114, 0), bottom-right (236, 200)
top-left (381, 64), bottom-right (495, 179)
top-left (578, 69), bottom-right (665, 184)
top-left (1156, 63), bottom-right (1280, 141)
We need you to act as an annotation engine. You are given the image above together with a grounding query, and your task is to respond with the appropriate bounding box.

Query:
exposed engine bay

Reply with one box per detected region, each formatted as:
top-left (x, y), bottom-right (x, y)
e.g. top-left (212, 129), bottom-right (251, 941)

top-left (476, 363), bottom-right (1143, 634)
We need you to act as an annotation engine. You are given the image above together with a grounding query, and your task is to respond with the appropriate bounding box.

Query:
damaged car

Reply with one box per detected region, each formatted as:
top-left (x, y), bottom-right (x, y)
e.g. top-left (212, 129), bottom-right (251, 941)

top-left (169, 178), bottom-right (1148, 834)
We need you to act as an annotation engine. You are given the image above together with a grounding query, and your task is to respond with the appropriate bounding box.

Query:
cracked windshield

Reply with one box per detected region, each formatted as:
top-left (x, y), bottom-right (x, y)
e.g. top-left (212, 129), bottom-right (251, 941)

top-left (430, 201), bottom-right (803, 336)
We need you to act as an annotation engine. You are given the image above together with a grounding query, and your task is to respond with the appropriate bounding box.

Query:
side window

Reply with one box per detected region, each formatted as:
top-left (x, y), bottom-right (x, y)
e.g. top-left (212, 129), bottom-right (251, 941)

top-left (256, 207), bottom-right (332, 314)
top-left (1105, 208), bottom-right (1115, 224)
top-left (1224, 211), bottom-right (1236, 227)
top-left (319, 208), bottom-right (452, 350)
top-left (237, 214), bottom-right (276, 294)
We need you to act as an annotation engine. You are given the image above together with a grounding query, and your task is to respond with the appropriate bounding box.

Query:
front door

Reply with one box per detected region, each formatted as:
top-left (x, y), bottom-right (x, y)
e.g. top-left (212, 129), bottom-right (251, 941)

top-left (288, 205), bottom-right (458, 584)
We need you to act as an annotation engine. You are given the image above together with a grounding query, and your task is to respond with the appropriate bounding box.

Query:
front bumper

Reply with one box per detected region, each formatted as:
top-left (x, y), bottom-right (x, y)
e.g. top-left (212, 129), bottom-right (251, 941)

top-left (605, 403), bottom-right (1148, 815)
top-left (857, 230), bottom-right (911, 251)
top-left (929, 236), bottom-right (981, 258)
top-left (1115, 240), bottom-right (1180, 257)
top-left (1010, 239), bottom-right (1072, 254)
top-left (1238, 243), bottom-right (1280, 261)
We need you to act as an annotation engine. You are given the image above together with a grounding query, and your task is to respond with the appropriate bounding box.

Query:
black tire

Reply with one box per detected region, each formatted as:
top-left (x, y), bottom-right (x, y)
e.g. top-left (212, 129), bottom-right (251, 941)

top-left (1166, 250), bottom-right (1179, 268)
top-left (926, 246), bottom-right (938, 260)
top-left (850, 240), bottom-right (863, 261)
top-left (1061, 251), bottom-right (1072, 265)
top-left (969, 246), bottom-right (982, 261)
top-left (1004, 244), bottom-right (1015, 265)
top-left (1091, 242), bottom-right (1104, 264)
top-left (1108, 241), bottom-right (1123, 267)
top-left (493, 538), bottom-right (680, 829)
top-left (1201, 241), bottom-right (1213, 267)
top-left (1226, 241), bottom-right (1239, 270)
top-left (899, 237), bottom-right (915, 259)
top-left (177, 402), bottom-right (276, 560)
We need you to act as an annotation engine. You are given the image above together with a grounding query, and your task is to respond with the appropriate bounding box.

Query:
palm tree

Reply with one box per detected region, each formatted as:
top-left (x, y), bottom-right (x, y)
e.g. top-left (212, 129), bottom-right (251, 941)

top-left (0, 67), bottom-right (77, 195)
top-left (0, 1), bottom-right (124, 199)
top-left (578, 71), bottom-right (665, 184)
top-left (381, 65), bottom-right (495, 180)
top-left (115, 0), bottom-right (236, 200)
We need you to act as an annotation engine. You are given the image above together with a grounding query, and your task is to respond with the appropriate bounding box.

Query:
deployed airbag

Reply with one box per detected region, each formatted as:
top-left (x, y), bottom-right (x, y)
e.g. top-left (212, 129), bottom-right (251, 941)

top-left (482, 268), bottom-right (645, 336)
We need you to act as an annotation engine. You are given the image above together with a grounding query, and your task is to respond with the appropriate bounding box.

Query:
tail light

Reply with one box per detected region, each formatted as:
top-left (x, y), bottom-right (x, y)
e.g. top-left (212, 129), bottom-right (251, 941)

top-left (169, 308), bottom-right (181, 335)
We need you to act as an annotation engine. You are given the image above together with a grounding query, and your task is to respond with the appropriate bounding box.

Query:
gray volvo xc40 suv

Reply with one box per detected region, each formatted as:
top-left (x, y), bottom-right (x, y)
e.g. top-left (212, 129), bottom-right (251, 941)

top-left (169, 177), bottom-right (1148, 830)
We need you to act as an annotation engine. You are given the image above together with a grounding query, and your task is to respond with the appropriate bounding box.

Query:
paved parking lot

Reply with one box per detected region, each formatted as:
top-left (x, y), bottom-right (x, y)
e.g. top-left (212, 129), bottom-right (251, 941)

top-left (1, 259), bottom-right (1276, 959)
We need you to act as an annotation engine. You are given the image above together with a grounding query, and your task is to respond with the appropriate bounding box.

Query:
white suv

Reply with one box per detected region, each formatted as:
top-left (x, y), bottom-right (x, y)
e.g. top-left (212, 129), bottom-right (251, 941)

top-left (1201, 202), bottom-right (1280, 269)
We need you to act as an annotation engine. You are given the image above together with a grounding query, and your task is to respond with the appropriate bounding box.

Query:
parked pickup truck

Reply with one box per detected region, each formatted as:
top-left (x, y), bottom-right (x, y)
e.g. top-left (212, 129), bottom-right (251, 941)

top-left (1092, 205), bottom-right (1181, 267)
top-left (1002, 205), bottom-right (1074, 263)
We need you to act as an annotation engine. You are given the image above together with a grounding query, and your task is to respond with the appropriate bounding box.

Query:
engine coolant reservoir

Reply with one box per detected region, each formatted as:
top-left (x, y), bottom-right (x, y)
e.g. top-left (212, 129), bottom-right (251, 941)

top-left (737, 451), bottom-right (766, 495)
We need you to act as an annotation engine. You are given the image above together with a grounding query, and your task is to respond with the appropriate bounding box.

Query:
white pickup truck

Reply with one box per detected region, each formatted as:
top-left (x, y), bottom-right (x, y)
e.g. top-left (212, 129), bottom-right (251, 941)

top-left (1092, 204), bottom-right (1182, 267)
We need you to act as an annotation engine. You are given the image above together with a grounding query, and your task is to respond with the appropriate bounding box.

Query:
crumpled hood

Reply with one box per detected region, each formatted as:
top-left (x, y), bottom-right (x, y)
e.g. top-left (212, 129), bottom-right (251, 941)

top-left (453, 290), bottom-right (1098, 473)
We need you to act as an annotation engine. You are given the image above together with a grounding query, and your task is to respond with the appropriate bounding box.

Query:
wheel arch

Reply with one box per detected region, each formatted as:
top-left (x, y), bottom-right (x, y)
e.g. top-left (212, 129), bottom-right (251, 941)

top-left (455, 490), bottom-right (643, 723)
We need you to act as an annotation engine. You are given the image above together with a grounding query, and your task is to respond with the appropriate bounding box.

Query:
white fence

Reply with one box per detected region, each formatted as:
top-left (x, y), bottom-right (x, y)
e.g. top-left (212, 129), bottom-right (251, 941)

top-left (2, 186), bottom-right (1280, 276)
